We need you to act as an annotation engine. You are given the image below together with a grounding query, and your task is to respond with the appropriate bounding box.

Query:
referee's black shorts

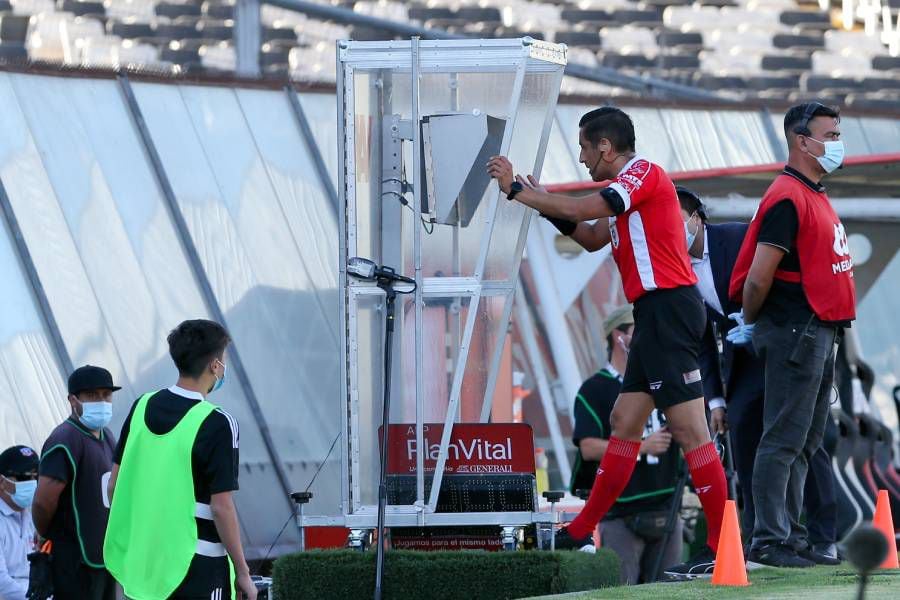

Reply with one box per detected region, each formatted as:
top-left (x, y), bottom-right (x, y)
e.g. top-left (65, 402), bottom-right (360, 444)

top-left (621, 285), bottom-right (707, 410)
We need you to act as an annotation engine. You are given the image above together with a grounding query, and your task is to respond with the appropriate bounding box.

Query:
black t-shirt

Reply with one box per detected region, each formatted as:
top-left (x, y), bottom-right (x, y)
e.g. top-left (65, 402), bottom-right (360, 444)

top-left (114, 388), bottom-right (239, 543)
top-left (757, 167), bottom-right (851, 327)
top-left (113, 387), bottom-right (239, 595)
top-left (570, 368), bottom-right (681, 520)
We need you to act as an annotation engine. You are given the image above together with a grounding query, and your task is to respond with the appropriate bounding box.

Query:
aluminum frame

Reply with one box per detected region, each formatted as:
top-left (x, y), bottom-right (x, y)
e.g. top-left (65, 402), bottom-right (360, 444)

top-left (333, 38), bottom-right (566, 529)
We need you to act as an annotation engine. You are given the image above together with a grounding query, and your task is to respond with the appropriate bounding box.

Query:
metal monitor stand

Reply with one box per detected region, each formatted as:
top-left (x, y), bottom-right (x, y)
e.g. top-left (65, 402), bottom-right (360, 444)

top-left (375, 280), bottom-right (398, 600)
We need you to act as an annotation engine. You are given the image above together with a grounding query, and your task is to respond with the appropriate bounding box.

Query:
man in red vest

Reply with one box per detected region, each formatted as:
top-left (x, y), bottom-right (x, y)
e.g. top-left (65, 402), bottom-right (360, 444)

top-left (728, 102), bottom-right (856, 568)
top-left (488, 107), bottom-right (727, 578)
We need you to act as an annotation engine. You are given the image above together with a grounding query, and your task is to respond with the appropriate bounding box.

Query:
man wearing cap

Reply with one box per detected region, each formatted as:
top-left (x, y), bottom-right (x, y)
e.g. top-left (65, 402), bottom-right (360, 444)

top-left (569, 306), bottom-right (682, 584)
top-left (32, 365), bottom-right (119, 600)
top-left (0, 445), bottom-right (39, 600)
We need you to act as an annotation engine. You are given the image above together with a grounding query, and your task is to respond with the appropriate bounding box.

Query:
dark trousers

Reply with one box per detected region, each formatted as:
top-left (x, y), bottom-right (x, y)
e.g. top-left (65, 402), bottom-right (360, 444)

top-left (803, 416), bottom-right (839, 546)
top-left (50, 540), bottom-right (116, 600)
top-left (749, 316), bottom-right (838, 549)
top-left (728, 358), bottom-right (838, 545)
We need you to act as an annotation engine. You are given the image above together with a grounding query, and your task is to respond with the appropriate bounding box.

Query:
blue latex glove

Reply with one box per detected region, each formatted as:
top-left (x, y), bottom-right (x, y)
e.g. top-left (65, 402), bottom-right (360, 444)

top-left (726, 311), bottom-right (755, 346)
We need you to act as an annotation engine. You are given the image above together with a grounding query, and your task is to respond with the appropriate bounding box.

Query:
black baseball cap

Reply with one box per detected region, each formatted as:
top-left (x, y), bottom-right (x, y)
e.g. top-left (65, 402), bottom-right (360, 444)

top-left (68, 365), bottom-right (122, 396)
top-left (0, 445), bottom-right (39, 477)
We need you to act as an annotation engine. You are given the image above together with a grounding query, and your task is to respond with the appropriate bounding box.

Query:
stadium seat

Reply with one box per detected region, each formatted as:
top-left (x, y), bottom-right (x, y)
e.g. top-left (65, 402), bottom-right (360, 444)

top-left (602, 26), bottom-right (659, 55)
top-left (824, 28), bottom-right (887, 55)
top-left (353, 1), bottom-right (409, 23)
top-left (0, 14), bottom-right (31, 43)
top-left (779, 9), bottom-right (831, 30)
top-left (155, 22), bottom-right (202, 40)
top-left (658, 53), bottom-right (700, 69)
top-left (801, 73), bottom-right (866, 92)
top-left (743, 73), bottom-right (800, 89)
top-left (641, 0), bottom-right (692, 8)
top-left (202, 0), bottom-right (234, 21)
top-left (160, 40), bottom-right (199, 67)
top-left (104, 0), bottom-right (156, 21)
top-left (60, 0), bottom-right (105, 17)
top-left (0, 41), bottom-right (27, 61)
top-left (11, 0), bottom-right (56, 16)
top-left (601, 52), bottom-right (655, 69)
top-left (761, 53), bottom-right (813, 72)
top-left (456, 7), bottom-right (501, 24)
top-left (118, 39), bottom-right (160, 66)
top-left (260, 40), bottom-right (290, 67)
top-left (656, 30), bottom-right (703, 51)
top-left (199, 40), bottom-right (234, 72)
top-left (772, 32), bottom-right (825, 50)
top-left (812, 50), bottom-right (872, 76)
top-left (872, 55), bottom-right (900, 70)
top-left (196, 19), bottom-right (231, 41)
top-left (408, 6), bottom-right (454, 22)
top-left (554, 30), bottom-right (601, 48)
top-left (79, 35), bottom-right (119, 66)
top-left (693, 72), bottom-right (749, 89)
top-left (156, 3), bottom-right (201, 20)
top-left (707, 29), bottom-right (772, 53)
top-left (560, 8), bottom-right (615, 26)
top-left (106, 19), bottom-right (154, 40)
top-left (612, 9), bottom-right (663, 27)
top-left (261, 25), bottom-right (295, 42)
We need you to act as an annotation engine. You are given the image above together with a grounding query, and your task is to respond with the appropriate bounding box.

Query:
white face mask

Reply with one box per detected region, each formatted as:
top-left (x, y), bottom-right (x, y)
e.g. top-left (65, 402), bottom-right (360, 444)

top-left (806, 137), bottom-right (844, 173)
top-left (684, 213), bottom-right (698, 249)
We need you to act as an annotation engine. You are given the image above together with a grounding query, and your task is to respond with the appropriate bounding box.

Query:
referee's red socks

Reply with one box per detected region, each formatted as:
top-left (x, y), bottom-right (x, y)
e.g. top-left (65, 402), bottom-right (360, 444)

top-left (567, 436), bottom-right (641, 539)
top-left (685, 441), bottom-right (727, 553)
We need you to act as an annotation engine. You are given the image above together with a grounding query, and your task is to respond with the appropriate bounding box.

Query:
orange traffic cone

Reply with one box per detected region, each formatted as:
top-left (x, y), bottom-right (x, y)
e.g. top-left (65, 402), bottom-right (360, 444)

top-left (873, 489), bottom-right (899, 569)
top-left (711, 500), bottom-right (749, 586)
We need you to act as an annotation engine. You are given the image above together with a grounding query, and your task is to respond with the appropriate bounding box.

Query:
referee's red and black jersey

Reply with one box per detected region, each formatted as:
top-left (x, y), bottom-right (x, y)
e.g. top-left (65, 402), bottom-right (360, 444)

top-left (606, 156), bottom-right (697, 302)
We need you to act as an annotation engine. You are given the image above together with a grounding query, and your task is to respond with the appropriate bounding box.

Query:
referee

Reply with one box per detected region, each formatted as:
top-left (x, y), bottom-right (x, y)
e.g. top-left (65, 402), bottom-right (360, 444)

top-left (104, 320), bottom-right (257, 600)
top-left (729, 102), bottom-right (855, 567)
top-left (488, 106), bottom-right (727, 578)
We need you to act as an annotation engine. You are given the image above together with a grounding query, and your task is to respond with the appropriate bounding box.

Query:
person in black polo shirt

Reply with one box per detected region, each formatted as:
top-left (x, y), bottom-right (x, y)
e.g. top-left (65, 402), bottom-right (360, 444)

top-left (729, 103), bottom-right (855, 568)
top-left (32, 365), bottom-right (120, 600)
top-left (105, 319), bottom-right (255, 600)
top-left (569, 306), bottom-right (682, 584)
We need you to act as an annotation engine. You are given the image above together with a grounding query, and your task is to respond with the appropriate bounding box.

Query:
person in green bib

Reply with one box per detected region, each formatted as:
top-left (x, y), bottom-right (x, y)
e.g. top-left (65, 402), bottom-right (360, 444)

top-left (104, 319), bottom-right (256, 600)
top-left (569, 306), bottom-right (683, 584)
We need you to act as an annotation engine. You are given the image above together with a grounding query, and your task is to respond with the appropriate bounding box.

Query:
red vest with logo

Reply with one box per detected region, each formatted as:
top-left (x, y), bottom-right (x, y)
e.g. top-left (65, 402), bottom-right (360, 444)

top-left (729, 173), bottom-right (856, 322)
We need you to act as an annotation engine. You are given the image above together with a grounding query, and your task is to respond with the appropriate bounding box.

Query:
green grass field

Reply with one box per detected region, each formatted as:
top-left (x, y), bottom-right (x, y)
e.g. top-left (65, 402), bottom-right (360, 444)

top-left (535, 566), bottom-right (900, 600)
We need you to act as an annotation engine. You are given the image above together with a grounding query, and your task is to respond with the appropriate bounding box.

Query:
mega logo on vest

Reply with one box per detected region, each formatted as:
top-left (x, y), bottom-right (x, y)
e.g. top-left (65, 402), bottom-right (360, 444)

top-left (832, 223), bottom-right (853, 275)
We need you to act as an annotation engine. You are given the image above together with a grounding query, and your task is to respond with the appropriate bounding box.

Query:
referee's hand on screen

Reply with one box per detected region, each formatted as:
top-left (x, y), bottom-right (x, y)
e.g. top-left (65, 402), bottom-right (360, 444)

top-left (487, 156), bottom-right (514, 194)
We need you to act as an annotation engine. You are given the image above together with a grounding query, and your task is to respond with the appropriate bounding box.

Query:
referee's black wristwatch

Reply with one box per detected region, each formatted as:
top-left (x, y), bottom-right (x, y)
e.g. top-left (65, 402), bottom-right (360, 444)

top-left (506, 181), bottom-right (524, 200)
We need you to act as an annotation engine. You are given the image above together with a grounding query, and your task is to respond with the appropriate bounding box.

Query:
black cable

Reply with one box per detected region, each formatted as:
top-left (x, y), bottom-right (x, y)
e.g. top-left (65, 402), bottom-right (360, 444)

top-left (421, 216), bottom-right (434, 234)
top-left (303, 432), bottom-right (341, 493)
top-left (382, 190), bottom-right (408, 206)
top-left (256, 431), bottom-right (341, 570)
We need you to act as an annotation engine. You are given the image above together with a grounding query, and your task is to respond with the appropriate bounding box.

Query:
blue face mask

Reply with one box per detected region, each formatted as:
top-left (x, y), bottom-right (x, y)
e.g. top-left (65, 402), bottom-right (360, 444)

top-left (79, 401), bottom-right (113, 431)
top-left (806, 137), bottom-right (844, 174)
top-left (8, 478), bottom-right (37, 509)
top-left (684, 214), bottom-right (698, 250)
top-left (209, 361), bottom-right (226, 394)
